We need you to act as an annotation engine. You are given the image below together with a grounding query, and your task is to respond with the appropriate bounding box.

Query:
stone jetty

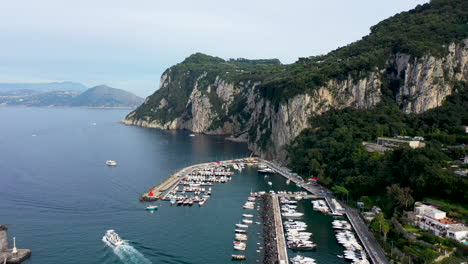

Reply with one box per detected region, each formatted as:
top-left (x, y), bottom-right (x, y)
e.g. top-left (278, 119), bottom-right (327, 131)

top-left (262, 194), bottom-right (279, 264)
top-left (0, 225), bottom-right (31, 264)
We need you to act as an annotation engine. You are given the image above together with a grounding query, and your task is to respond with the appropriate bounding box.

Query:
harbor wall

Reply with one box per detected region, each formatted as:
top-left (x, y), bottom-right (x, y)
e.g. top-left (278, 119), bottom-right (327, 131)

top-left (0, 225), bottom-right (7, 253)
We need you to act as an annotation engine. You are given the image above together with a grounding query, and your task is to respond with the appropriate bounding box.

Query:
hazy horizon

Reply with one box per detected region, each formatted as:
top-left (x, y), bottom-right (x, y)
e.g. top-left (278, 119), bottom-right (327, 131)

top-left (1, 0), bottom-right (428, 97)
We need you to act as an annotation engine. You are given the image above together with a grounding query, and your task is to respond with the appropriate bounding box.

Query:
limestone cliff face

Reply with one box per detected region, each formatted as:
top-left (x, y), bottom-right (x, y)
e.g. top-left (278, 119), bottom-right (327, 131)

top-left (123, 40), bottom-right (468, 161)
top-left (396, 39), bottom-right (468, 113)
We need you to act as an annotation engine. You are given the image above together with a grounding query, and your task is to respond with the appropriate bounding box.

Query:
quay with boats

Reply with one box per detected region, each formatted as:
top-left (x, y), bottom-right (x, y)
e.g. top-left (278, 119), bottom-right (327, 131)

top-left (140, 158), bottom-right (254, 202)
top-left (140, 157), bottom-right (389, 264)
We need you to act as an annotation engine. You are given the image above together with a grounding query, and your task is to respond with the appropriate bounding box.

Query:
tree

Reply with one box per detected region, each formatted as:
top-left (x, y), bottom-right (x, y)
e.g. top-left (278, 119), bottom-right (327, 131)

top-left (332, 185), bottom-right (349, 202)
top-left (386, 184), bottom-right (414, 214)
top-left (420, 248), bottom-right (438, 264)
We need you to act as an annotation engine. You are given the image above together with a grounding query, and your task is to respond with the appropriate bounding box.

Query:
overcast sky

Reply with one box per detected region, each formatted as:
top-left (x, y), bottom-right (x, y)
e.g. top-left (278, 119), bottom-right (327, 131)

top-left (0, 0), bottom-right (429, 97)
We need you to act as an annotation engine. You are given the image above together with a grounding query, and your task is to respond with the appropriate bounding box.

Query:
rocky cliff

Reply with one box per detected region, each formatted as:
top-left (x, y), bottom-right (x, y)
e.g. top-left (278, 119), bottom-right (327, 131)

top-left (124, 0), bottom-right (467, 161)
top-left (124, 39), bottom-right (467, 160)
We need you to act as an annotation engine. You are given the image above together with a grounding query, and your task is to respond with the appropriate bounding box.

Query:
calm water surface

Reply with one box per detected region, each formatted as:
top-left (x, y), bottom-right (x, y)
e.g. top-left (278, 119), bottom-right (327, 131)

top-left (0, 107), bottom-right (345, 264)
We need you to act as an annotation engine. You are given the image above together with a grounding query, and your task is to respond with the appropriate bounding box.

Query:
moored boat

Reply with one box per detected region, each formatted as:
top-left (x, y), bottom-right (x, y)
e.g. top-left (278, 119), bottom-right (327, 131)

top-left (145, 205), bottom-right (158, 211)
top-left (232, 254), bottom-right (246, 260)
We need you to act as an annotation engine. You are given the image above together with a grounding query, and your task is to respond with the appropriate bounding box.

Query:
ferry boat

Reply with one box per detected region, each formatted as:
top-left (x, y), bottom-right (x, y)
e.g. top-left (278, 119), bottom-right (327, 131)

top-left (104, 230), bottom-right (124, 247)
top-left (106, 160), bottom-right (117, 166)
top-left (145, 205), bottom-right (158, 211)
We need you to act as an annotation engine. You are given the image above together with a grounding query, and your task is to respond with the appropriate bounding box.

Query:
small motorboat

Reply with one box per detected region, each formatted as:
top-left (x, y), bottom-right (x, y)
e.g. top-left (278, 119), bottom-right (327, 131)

top-left (145, 205), bottom-right (158, 211)
top-left (189, 133), bottom-right (195, 137)
top-left (106, 160), bottom-right (117, 166)
top-left (268, 181), bottom-right (273, 186)
top-left (104, 230), bottom-right (124, 247)
top-left (232, 254), bottom-right (246, 260)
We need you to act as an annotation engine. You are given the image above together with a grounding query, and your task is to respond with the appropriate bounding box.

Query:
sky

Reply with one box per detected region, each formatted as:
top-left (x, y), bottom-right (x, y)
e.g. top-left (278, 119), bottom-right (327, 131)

top-left (0, 0), bottom-right (429, 97)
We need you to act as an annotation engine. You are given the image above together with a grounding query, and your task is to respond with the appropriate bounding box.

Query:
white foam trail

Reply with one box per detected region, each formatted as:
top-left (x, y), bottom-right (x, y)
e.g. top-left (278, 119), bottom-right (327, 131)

top-left (102, 236), bottom-right (152, 264)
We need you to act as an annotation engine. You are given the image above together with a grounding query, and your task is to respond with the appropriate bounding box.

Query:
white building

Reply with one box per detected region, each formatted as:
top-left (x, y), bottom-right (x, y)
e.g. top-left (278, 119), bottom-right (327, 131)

top-left (413, 203), bottom-right (467, 243)
top-left (377, 137), bottom-right (425, 149)
top-left (447, 226), bottom-right (468, 241)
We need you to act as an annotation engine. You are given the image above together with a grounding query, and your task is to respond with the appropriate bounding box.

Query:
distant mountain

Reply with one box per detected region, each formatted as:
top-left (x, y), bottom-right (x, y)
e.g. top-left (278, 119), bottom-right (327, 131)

top-left (72, 85), bottom-right (144, 107)
top-left (0, 81), bottom-right (87, 93)
top-left (0, 85), bottom-right (143, 108)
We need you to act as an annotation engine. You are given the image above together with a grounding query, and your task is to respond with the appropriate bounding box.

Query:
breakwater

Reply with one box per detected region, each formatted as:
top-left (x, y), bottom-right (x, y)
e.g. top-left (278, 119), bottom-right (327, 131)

top-left (261, 194), bottom-right (279, 264)
top-left (0, 225), bottom-right (31, 264)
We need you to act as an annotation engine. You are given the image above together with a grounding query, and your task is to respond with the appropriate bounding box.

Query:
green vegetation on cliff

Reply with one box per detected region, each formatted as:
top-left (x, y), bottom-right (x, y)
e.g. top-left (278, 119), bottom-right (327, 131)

top-left (128, 53), bottom-right (282, 124)
top-left (129, 0), bottom-right (467, 126)
top-left (259, 0), bottom-right (467, 106)
top-left (287, 81), bottom-right (468, 205)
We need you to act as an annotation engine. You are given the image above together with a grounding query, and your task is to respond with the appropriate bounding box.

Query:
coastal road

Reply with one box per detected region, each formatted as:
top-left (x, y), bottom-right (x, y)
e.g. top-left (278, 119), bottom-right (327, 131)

top-left (263, 160), bottom-right (390, 264)
top-left (347, 209), bottom-right (390, 264)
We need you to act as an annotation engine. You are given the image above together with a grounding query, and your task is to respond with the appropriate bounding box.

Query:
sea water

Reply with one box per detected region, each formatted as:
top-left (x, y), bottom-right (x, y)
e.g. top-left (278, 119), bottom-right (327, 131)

top-left (0, 107), bottom-right (346, 264)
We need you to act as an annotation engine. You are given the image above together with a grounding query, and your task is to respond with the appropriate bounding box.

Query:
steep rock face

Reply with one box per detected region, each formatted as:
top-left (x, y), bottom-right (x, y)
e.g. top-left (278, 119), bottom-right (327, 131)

top-left (396, 39), bottom-right (468, 113)
top-left (124, 41), bottom-right (467, 161)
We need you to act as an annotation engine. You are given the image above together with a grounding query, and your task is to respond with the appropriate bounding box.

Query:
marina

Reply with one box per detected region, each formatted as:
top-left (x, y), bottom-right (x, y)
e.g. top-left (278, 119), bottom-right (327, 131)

top-left (140, 157), bottom-right (388, 264)
top-left (0, 108), bottom-right (386, 264)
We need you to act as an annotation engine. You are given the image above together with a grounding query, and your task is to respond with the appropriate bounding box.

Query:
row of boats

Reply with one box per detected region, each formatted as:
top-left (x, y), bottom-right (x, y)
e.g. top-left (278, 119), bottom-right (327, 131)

top-left (280, 198), bottom-right (317, 252)
top-left (232, 195), bottom-right (262, 261)
top-left (168, 194), bottom-right (210, 206)
top-left (333, 220), bottom-right (369, 264)
top-left (163, 165), bottom-right (235, 208)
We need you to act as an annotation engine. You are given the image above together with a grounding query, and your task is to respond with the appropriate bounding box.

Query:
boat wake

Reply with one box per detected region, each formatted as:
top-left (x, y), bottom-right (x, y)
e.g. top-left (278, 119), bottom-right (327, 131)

top-left (102, 236), bottom-right (152, 264)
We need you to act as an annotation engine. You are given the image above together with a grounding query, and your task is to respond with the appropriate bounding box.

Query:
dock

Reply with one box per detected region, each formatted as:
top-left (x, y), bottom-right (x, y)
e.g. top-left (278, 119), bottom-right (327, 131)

top-left (140, 157), bottom-right (389, 264)
top-left (271, 194), bottom-right (288, 264)
top-left (262, 160), bottom-right (389, 264)
top-left (0, 225), bottom-right (31, 264)
top-left (140, 158), bottom-right (261, 201)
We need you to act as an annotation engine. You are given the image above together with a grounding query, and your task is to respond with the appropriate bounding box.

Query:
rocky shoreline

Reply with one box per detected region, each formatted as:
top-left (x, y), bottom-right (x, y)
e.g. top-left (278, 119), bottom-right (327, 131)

top-left (262, 194), bottom-right (279, 264)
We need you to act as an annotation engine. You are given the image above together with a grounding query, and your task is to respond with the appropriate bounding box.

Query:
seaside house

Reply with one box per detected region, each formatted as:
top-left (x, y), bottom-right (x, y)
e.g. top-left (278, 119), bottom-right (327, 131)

top-left (409, 203), bottom-right (468, 243)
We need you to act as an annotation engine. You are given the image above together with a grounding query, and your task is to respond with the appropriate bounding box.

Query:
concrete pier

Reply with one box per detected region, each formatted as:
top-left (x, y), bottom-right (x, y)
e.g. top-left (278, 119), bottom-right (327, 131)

top-left (271, 194), bottom-right (288, 264)
top-left (0, 226), bottom-right (31, 264)
top-left (140, 158), bottom-right (260, 201)
top-left (262, 160), bottom-right (389, 264)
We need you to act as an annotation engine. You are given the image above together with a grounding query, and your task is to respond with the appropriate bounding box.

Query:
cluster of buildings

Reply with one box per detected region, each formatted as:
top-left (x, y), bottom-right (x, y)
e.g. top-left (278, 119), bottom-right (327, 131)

top-left (363, 136), bottom-right (426, 153)
top-left (408, 203), bottom-right (468, 243)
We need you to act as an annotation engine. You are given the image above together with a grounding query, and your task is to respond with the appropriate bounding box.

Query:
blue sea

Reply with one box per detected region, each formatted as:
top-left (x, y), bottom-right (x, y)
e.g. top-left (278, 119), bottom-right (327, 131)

top-left (0, 107), bottom-right (346, 264)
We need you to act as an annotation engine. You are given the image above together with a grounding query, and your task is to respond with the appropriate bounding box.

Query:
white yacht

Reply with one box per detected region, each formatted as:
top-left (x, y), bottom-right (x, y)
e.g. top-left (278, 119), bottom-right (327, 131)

top-left (106, 160), bottom-right (117, 166)
top-left (258, 168), bottom-right (274, 174)
top-left (104, 230), bottom-right (124, 247)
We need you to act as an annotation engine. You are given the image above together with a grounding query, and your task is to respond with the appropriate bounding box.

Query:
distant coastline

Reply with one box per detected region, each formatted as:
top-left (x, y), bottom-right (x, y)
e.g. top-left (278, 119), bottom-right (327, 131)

top-left (0, 104), bottom-right (137, 109)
